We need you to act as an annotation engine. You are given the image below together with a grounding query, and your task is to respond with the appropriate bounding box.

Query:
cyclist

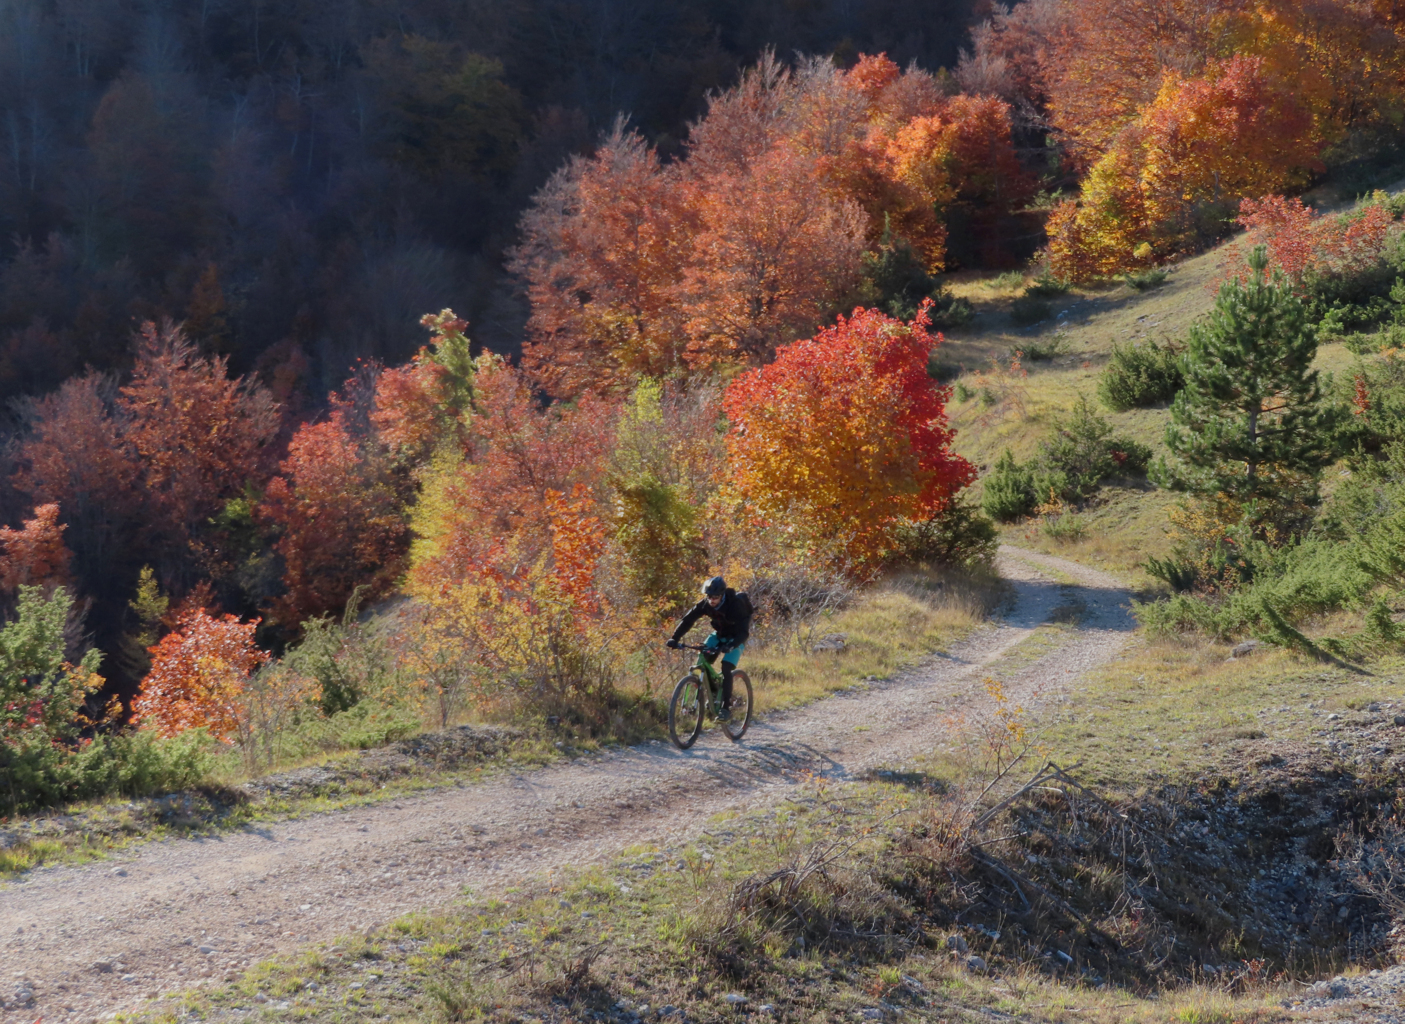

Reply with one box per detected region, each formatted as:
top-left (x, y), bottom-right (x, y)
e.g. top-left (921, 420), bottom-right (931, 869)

top-left (667, 576), bottom-right (752, 721)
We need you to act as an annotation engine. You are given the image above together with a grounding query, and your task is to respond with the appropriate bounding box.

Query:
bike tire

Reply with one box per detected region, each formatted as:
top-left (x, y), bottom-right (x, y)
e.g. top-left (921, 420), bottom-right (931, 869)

top-left (668, 673), bottom-right (705, 749)
top-left (721, 670), bottom-right (753, 743)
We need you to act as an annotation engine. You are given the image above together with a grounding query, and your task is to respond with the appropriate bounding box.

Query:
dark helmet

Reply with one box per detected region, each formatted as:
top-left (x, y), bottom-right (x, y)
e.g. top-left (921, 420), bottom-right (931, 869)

top-left (703, 576), bottom-right (727, 599)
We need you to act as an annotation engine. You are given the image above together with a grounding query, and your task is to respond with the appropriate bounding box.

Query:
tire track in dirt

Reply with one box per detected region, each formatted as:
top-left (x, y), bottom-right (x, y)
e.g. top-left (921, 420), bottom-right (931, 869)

top-left (0, 546), bottom-right (1134, 1021)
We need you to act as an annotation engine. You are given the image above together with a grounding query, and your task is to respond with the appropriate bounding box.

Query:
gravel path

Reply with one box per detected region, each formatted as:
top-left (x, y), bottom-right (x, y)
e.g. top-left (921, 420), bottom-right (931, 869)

top-left (0, 546), bottom-right (1135, 1022)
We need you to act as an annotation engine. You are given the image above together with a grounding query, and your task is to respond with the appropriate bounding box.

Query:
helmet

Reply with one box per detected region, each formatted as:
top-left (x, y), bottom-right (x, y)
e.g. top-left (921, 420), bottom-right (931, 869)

top-left (703, 576), bottom-right (727, 599)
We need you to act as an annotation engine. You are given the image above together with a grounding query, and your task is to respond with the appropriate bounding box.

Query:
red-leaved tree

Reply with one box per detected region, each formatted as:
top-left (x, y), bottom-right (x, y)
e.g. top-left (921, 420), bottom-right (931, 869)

top-left (132, 609), bottom-right (269, 740)
top-left (0, 503), bottom-right (73, 594)
top-left (723, 301), bottom-right (975, 569)
top-left (258, 411), bottom-right (409, 627)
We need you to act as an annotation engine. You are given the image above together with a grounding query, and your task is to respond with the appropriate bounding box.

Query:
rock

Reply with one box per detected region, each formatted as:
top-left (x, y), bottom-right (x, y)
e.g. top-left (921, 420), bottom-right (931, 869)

top-left (966, 956), bottom-right (988, 972)
top-left (859, 1010), bottom-right (883, 1020)
top-left (757, 1005), bottom-right (775, 1014)
top-left (811, 633), bottom-right (848, 652)
top-left (198, 945), bottom-right (215, 954)
top-left (722, 993), bottom-right (749, 1005)
top-left (12, 987), bottom-right (34, 1004)
top-left (901, 974), bottom-right (925, 992)
top-left (253, 993), bottom-right (268, 1003)
top-left (349, 982), bottom-right (363, 990)
top-left (658, 1008), bottom-right (681, 1019)
top-left (109, 867), bottom-right (127, 877)
top-left (92, 961), bottom-right (114, 974)
top-left (1229, 640), bottom-right (1262, 659)
top-left (299, 904), bottom-right (312, 911)
top-left (946, 933), bottom-right (968, 953)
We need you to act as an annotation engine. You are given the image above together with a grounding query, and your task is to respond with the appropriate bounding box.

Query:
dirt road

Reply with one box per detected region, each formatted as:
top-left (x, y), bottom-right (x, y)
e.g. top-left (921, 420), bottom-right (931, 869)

top-left (0, 546), bottom-right (1134, 1022)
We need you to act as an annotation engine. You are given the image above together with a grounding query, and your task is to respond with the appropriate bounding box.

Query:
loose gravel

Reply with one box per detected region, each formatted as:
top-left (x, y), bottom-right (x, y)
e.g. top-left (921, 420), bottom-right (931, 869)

top-left (0, 546), bottom-right (1134, 1022)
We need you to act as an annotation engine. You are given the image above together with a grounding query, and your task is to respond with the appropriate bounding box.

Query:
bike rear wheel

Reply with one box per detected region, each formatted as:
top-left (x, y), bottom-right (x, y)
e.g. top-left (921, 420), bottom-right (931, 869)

top-left (668, 673), bottom-right (705, 749)
top-left (721, 670), bottom-right (753, 742)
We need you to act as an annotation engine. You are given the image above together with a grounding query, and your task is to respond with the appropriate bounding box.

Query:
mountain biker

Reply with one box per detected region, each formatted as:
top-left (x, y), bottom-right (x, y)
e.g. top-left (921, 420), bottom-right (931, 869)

top-left (667, 576), bottom-right (752, 721)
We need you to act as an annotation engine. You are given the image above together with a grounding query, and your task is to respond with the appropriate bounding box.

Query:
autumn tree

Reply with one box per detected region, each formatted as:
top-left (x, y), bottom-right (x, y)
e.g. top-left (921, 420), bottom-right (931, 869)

top-left (0, 504), bottom-right (73, 595)
top-left (132, 609), bottom-right (268, 741)
top-left (371, 309), bottom-right (481, 464)
top-left (723, 301), bottom-right (976, 569)
top-left (12, 371), bottom-right (143, 633)
top-left (259, 411), bottom-right (409, 628)
top-left (411, 358), bottom-right (619, 589)
top-left (512, 123), bottom-right (696, 396)
top-left (1048, 56), bottom-right (1319, 279)
top-left (680, 144), bottom-right (866, 367)
top-left (883, 94), bottom-right (1032, 269)
top-left (119, 321), bottom-right (279, 577)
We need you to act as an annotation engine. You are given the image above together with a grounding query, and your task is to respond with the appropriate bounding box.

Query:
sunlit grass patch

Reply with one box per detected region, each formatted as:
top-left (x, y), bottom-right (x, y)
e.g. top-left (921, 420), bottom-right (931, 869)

top-left (744, 568), bottom-right (1001, 713)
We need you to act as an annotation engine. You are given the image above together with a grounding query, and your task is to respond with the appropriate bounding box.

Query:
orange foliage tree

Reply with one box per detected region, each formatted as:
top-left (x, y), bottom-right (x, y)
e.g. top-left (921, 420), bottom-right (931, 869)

top-left (679, 143), bottom-right (866, 368)
top-left (132, 609), bottom-right (269, 740)
top-left (12, 372), bottom-right (143, 597)
top-left (119, 321), bottom-right (279, 565)
top-left (258, 411), bottom-right (409, 627)
top-left (411, 357), bottom-right (619, 587)
top-left (512, 124), bottom-right (695, 396)
top-left (1048, 56), bottom-right (1318, 279)
top-left (371, 310), bottom-right (480, 464)
top-left (723, 301), bottom-right (976, 569)
top-left (0, 503), bottom-right (73, 594)
top-left (883, 94), bottom-right (1032, 269)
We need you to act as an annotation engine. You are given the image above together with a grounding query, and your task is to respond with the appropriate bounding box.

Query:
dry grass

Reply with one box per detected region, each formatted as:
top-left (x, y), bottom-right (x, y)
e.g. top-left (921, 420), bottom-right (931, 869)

top-left (742, 568), bottom-right (1002, 713)
top-left (1036, 634), bottom-right (1405, 788)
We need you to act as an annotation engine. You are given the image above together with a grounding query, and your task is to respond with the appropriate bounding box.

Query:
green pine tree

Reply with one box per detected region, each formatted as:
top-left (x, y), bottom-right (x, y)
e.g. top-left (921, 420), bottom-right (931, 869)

top-left (1156, 246), bottom-right (1345, 504)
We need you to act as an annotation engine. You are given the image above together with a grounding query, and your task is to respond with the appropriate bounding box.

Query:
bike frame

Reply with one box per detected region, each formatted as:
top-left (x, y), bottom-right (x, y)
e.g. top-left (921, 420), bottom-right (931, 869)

top-left (678, 644), bottom-right (724, 712)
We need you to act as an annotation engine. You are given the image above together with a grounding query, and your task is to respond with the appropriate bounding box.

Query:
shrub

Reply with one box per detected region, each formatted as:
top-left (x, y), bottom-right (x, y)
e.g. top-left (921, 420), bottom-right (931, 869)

top-left (891, 496), bottom-right (999, 572)
top-left (0, 729), bottom-right (214, 816)
top-left (1025, 273), bottom-right (1070, 298)
top-left (1038, 396), bottom-right (1151, 500)
top-left (1009, 295), bottom-right (1051, 326)
top-left (859, 231), bottom-right (971, 327)
top-left (981, 450), bottom-right (1037, 522)
top-left (1020, 331), bottom-right (1070, 362)
top-left (1123, 268), bottom-right (1168, 290)
top-left (987, 270), bottom-right (1025, 290)
top-left (1098, 340), bottom-right (1184, 411)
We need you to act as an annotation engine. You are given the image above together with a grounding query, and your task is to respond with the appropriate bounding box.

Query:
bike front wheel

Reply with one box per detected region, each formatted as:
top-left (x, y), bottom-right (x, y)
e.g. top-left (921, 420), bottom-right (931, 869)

top-left (668, 673), bottom-right (706, 749)
top-left (721, 670), bottom-right (753, 743)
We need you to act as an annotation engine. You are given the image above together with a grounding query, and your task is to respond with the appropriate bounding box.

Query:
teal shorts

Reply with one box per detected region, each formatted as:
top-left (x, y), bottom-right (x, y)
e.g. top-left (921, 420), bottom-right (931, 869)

top-left (704, 633), bottom-right (744, 666)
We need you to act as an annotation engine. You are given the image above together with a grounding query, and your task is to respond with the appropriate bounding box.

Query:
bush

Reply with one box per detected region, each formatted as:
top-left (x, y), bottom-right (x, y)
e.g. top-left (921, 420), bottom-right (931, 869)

top-left (1025, 273), bottom-right (1070, 298)
top-left (1009, 295), bottom-right (1051, 326)
top-left (981, 449), bottom-right (1037, 522)
top-left (1098, 340), bottom-right (1184, 411)
top-left (1037, 396), bottom-right (1151, 500)
top-left (1020, 331), bottom-right (1070, 362)
top-left (859, 230), bottom-right (971, 328)
top-left (1122, 268), bottom-right (1168, 291)
top-left (891, 496), bottom-right (999, 572)
top-left (0, 730), bottom-right (215, 816)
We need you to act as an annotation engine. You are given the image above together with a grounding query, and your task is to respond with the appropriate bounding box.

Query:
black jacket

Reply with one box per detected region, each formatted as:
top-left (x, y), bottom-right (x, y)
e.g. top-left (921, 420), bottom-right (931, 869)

top-left (671, 589), bottom-right (753, 646)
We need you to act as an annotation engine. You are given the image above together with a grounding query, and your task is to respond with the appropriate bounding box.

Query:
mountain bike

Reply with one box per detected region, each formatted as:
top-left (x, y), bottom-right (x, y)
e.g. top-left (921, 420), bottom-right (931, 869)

top-left (667, 643), bottom-right (753, 749)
